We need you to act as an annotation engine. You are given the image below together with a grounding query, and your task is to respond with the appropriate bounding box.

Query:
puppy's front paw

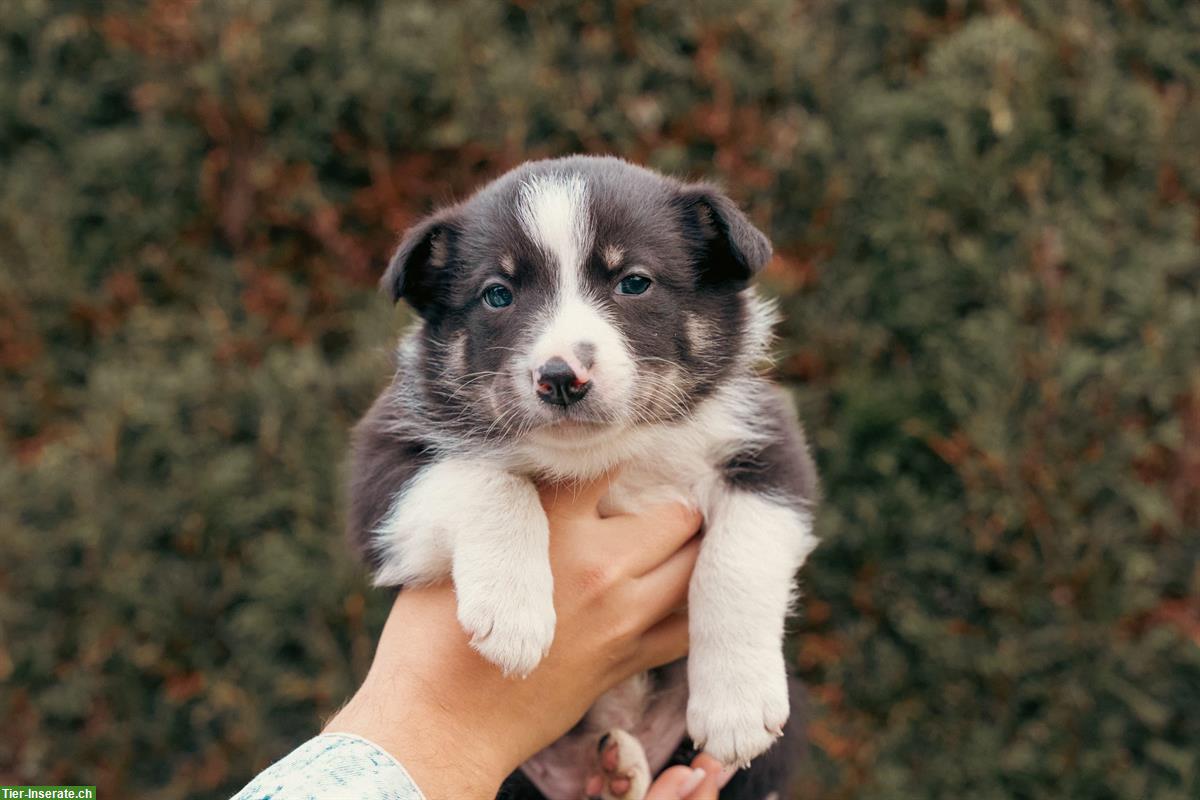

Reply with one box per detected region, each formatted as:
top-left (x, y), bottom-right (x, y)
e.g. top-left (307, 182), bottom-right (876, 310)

top-left (456, 576), bottom-right (556, 677)
top-left (687, 653), bottom-right (789, 768)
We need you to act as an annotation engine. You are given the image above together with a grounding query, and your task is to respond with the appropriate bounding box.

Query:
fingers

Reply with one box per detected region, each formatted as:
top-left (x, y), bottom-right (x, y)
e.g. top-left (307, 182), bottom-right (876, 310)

top-left (601, 502), bottom-right (703, 576)
top-left (633, 536), bottom-right (700, 620)
top-left (643, 753), bottom-right (736, 800)
top-left (644, 765), bottom-right (708, 800)
top-left (632, 611), bottom-right (689, 672)
top-left (690, 753), bottom-right (737, 795)
top-left (539, 470), bottom-right (616, 520)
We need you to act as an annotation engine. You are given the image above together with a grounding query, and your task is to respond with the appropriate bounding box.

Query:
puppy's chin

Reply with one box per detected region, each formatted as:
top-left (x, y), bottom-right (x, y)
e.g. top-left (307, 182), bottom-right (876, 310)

top-left (524, 412), bottom-right (617, 445)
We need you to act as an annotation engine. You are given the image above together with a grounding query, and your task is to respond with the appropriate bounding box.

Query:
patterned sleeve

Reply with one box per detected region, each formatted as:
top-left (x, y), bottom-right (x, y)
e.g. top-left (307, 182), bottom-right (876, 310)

top-left (230, 733), bottom-right (427, 800)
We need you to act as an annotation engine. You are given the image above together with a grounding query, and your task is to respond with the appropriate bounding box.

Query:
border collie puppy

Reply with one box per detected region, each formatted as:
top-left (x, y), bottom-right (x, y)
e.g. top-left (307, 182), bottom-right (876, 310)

top-left (348, 156), bottom-right (818, 800)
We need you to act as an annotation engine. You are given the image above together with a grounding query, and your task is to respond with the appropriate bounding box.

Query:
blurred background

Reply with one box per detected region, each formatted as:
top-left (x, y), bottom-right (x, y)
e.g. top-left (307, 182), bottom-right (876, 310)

top-left (1, 1), bottom-right (1198, 798)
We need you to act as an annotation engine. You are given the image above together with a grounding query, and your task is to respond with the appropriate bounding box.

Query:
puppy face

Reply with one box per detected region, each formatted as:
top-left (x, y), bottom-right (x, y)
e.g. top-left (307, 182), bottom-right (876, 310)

top-left (385, 156), bottom-right (771, 443)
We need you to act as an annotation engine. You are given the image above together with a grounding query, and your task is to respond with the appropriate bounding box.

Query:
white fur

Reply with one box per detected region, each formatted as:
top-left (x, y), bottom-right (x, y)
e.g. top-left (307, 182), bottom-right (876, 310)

top-left (517, 173), bottom-right (592, 297)
top-left (686, 493), bottom-right (816, 767)
top-left (373, 459), bottom-right (555, 677)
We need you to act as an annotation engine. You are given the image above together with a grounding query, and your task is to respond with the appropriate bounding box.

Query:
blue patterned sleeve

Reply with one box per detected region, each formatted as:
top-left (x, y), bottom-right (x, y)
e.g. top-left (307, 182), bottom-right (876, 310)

top-left (231, 733), bottom-right (427, 800)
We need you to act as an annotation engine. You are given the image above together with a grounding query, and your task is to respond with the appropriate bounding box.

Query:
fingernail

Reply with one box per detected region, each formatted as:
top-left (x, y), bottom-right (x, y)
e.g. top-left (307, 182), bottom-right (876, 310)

top-left (717, 765), bottom-right (738, 788)
top-left (676, 768), bottom-right (706, 798)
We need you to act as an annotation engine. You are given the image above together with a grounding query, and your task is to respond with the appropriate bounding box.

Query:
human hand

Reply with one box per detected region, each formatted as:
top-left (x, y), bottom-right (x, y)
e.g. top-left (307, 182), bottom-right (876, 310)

top-left (644, 753), bottom-right (734, 800)
top-left (324, 472), bottom-right (702, 800)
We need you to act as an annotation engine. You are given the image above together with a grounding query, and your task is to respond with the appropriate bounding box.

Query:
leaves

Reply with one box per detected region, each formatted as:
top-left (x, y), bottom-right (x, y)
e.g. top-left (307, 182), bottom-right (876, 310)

top-left (1, 1), bottom-right (1198, 798)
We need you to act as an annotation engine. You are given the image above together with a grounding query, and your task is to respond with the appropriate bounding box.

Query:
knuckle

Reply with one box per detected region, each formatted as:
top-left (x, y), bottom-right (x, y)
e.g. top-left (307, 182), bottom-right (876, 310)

top-left (574, 561), bottom-right (617, 596)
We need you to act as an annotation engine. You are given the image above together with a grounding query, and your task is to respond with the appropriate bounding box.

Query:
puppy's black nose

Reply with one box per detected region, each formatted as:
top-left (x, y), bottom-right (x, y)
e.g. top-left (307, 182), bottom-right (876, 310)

top-left (536, 357), bottom-right (591, 407)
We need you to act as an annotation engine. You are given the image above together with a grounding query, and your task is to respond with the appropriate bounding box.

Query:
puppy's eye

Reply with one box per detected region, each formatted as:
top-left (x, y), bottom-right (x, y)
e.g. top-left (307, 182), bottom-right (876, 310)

top-left (616, 274), bottom-right (652, 296)
top-left (482, 284), bottom-right (513, 308)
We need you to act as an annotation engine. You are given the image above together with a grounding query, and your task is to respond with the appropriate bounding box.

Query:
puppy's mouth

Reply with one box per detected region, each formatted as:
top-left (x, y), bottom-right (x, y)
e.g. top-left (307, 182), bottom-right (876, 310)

top-left (523, 393), bottom-right (621, 437)
top-left (526, 414), bottom-right (615, 448)
top-left (533, 403), bottom-right (613, 429)
top-left (543, 416), bottom-right (607, 431)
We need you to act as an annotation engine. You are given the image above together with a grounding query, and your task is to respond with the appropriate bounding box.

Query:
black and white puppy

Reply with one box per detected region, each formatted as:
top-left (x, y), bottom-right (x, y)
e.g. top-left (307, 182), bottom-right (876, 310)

top-left (348, 156), bottom-right (818, 800)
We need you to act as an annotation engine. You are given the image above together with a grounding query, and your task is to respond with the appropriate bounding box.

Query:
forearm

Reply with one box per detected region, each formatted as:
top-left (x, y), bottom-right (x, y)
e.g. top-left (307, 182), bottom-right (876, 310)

top-left (322, 590), bottom-right (529, 800)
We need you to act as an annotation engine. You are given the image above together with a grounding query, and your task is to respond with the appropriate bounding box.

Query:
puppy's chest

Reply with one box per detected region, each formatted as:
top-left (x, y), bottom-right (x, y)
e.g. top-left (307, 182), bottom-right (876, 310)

top-left (598, 447), bottom-right (717, 516)
top-left (515, 423), bottom-right (729, 515)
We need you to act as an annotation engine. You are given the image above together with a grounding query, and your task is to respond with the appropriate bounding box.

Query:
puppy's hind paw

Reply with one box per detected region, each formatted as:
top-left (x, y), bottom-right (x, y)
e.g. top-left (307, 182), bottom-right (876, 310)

top-left (585, 729), bottom-right (651, 800)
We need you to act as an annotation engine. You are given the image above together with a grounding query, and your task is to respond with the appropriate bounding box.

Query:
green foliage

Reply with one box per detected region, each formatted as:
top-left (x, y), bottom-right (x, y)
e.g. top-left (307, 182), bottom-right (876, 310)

top-left (1, 1), bottom-right (1197, 798)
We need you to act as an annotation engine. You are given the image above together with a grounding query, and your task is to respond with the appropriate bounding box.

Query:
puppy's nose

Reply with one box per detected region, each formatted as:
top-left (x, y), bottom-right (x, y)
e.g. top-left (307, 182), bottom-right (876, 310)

top-left (536, 357), bottom-right (591, 407)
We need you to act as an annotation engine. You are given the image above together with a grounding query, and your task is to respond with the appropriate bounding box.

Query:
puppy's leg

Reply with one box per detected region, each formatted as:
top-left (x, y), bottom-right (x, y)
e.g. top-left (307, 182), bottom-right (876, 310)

top-left (587, 729), bottom-right (651, 800)
top-left (373, 459), bottom-right (555, 677)
top-left (451, 465), bottom-right (556, 677)
top-left (686, 490), bottom-right (817, 768)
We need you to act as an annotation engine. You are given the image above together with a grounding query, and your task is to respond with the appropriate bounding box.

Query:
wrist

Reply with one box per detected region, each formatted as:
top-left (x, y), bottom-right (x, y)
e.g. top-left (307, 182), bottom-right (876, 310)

top-left (324, 667), bottom-right (516, 800)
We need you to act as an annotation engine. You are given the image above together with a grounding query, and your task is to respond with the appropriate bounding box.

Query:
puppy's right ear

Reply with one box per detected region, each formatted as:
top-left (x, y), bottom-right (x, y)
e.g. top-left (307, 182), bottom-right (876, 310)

top-left (381, 208), bottom-right (461, 315)
top-left (673, 184), bottom-right (771, 286)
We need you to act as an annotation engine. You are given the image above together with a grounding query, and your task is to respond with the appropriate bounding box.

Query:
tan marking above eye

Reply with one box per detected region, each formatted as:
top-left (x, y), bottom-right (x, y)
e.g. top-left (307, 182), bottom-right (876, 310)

top-left (499, 254), bottom-right (516, 276)
top-left (602, 245), bottom-right (625, 269)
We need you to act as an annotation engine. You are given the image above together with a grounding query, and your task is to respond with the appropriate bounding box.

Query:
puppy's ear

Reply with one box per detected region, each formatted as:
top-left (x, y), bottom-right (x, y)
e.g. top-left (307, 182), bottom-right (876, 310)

top-left (673, 184), bottom-right (772, 285)
top-left (381, 208), bottom-right (461, 315)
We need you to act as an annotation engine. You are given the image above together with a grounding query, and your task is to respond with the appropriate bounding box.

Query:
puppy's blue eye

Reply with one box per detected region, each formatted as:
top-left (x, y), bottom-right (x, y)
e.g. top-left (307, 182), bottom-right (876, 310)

top-left (617, 274), bottom-right (652, 295)
top-left (482, 284), bottom-right (513, 308)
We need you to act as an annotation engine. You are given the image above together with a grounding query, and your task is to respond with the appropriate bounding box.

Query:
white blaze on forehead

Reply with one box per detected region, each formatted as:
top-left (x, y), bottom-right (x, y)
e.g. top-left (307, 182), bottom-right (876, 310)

top-left (517, 173), bottom-right (593, 297)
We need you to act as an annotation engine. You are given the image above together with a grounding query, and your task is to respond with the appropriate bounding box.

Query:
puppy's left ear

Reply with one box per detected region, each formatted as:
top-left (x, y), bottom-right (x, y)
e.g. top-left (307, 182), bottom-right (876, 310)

top-left (673, 184), bottom-right (772, 285)
top-left (380, 206), bottom-right (462, 317)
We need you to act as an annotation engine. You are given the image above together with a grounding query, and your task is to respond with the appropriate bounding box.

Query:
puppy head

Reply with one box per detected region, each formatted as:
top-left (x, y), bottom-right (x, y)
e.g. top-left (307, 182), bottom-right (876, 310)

top-left (384, 156), bottom-right (771, 442)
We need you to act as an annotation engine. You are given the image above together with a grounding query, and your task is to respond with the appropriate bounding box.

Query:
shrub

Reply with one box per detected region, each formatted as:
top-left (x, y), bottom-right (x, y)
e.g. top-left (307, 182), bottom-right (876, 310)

top-left (1, 1), bottom-right (1197, 797)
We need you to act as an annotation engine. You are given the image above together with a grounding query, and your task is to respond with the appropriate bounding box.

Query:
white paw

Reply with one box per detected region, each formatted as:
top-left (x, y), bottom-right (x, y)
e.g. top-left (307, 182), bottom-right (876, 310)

top-left (596, 729), bottom-right (651, 800)
top-left (456, 577), bottom-right (556, 677)
top-left (687, 655), bottom-right (789, 768)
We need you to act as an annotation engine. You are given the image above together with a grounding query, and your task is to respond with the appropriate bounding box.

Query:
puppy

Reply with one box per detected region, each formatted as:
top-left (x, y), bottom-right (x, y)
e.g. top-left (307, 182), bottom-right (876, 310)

top-left (348, 156), bottom-right (818, 800)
